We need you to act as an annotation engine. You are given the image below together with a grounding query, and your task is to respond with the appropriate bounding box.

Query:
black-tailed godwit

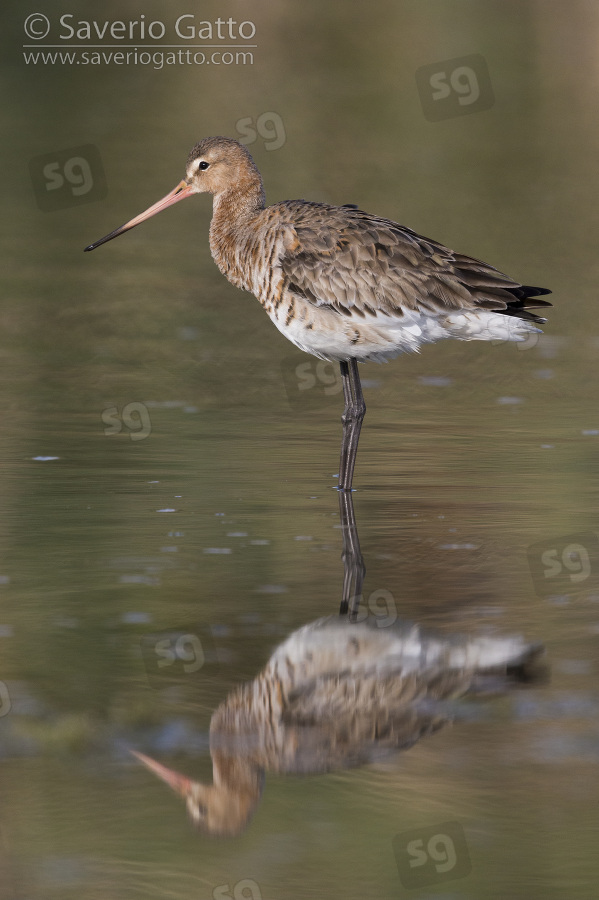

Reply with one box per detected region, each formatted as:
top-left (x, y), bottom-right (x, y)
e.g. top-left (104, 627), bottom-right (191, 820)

top-left (85, 137), bottom-right (551, 490)
top-left (132, 615), bottom-right (543, 835)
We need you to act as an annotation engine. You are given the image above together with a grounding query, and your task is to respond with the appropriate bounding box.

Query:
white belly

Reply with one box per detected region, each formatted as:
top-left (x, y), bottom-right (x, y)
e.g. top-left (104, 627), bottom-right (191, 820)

top-left (267, 303), bottom-right (541, 364)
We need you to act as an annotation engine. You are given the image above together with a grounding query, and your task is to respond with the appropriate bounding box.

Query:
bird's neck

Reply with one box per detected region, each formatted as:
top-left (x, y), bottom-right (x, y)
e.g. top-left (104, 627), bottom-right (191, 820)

top-left (209, 182), bottom-right (266, 290)
top-left (212, 749), bottom-right (264, 792)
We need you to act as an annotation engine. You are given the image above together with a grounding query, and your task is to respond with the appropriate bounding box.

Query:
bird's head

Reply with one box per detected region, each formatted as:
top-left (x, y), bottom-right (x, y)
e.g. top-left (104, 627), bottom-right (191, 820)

top-left (84, 137), bottom-right (262, 252)
top-left (184, 136), bottom-right (263, 198)
top-left (131, 750), bottom-right (262, 837)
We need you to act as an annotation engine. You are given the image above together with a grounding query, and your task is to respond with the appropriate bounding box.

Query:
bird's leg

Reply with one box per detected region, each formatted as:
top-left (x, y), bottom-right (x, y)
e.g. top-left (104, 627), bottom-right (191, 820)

top-left (338, 359), bottom-right (366, 492)
top-left (337, 487), bottom-right (366, 619)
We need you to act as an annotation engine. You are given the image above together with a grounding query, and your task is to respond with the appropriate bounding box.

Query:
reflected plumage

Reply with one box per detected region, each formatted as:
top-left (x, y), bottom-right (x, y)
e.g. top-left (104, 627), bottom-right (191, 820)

top-left (133, 615), bottom-right (544, 836)
top-left (85, 137), bottom-right (551, 489)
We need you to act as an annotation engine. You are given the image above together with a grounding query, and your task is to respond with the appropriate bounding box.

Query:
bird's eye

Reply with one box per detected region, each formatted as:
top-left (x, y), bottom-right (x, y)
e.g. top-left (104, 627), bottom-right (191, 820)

top-left (198, 161), bottom-right (209, 171)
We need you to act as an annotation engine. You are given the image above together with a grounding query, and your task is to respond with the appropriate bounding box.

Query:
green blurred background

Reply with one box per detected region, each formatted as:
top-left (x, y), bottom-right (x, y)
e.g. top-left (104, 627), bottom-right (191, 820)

top-left (0, 1), bottom-right (598, 898)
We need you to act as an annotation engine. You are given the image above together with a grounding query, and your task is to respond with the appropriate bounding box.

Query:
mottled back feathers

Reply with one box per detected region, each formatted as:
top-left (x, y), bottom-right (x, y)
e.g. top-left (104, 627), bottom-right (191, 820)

top-left (276, 201), bottom-right (551, 323)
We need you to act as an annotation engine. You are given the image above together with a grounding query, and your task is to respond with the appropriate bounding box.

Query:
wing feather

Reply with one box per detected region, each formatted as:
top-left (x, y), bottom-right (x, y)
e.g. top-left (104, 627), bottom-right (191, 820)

top-left (278, 201), bottom-right (551, 323)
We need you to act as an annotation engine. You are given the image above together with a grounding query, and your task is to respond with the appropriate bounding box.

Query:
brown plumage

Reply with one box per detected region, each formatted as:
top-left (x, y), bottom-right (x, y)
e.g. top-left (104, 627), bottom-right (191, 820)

top-left (85, 137), bottom-right (552, 489)
top-left (182, 138), bottom-right (551, 364)
top-left (132, 615), bottom-right (544, 837)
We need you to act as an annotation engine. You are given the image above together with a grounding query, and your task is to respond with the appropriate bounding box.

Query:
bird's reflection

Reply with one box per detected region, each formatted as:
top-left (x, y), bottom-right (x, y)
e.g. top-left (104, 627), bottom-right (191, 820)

top-left (337, 489), bottom-right (365, 618)
top-left (133, 491), bottom-right (544, 837)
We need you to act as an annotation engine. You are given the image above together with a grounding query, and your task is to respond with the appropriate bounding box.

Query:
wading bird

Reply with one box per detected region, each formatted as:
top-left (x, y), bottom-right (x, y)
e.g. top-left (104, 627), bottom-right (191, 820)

top-left (132, 614), bottom-right (544, 836)
top-left (85, 137), bottom-right (551, 490)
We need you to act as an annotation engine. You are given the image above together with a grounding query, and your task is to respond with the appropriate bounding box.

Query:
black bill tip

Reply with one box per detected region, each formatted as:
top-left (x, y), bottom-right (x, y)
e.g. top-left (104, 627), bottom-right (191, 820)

top-left (84, 224), bottom-right (129, 252)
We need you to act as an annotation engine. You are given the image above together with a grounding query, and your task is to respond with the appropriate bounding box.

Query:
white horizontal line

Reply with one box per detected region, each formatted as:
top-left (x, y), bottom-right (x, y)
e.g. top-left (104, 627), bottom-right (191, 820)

top-left (23, 44), bottom-right (258, 48)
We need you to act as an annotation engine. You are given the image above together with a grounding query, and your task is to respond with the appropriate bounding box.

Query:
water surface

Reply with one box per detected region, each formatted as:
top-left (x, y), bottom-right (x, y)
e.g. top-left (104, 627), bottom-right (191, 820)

top-left (1, 1), bottom-right (599, 898)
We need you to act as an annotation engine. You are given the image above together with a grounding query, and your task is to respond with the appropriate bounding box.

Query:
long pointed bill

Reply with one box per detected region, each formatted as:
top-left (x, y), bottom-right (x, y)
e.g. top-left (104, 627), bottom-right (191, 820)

top-left (131, 750), bottom-right (193, 799)
top-left (84, 180), bottom-right (195, 251)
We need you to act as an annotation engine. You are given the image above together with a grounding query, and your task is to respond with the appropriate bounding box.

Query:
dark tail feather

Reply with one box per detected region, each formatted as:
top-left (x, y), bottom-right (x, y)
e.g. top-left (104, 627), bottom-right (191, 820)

top-left (501, 283), bottom-right (552, 324)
